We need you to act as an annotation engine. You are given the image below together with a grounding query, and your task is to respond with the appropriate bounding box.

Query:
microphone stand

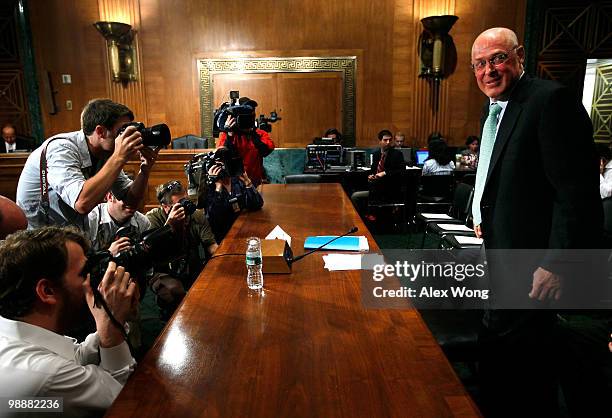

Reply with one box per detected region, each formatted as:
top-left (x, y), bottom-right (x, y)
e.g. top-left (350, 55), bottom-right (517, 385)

top-left (290, 226), bottom-right (359, 265)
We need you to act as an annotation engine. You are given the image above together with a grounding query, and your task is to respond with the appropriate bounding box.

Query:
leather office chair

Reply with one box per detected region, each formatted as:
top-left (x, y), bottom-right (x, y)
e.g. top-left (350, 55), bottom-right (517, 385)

top-left (416, 183), bottom-right (474, 248)
top-left (418, 174), bottom-right (455, 203)
top-left (284, 174), bottom-right (322, 184)
top-left (172, 135), bottom-right (207, 149)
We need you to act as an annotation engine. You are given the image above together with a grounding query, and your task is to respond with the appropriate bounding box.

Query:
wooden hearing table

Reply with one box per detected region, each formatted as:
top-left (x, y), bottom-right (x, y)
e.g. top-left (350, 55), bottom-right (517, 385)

top-left (105, 183), bottom-right (481, 418)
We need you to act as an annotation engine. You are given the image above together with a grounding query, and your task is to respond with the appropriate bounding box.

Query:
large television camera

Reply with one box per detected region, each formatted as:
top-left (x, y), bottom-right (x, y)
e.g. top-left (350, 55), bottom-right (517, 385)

top-left (213, 91), bottom-right (281, 135)
top-left (83, 225), bottom-right (177, 304)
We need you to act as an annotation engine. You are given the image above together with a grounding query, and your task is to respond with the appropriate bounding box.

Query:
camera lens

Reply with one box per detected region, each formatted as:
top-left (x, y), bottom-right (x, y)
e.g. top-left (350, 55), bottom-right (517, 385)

top-left (141, 124), bottom-right (171, 147)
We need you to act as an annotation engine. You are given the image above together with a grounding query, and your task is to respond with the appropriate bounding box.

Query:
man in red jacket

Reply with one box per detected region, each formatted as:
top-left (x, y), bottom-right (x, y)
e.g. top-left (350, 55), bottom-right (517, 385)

top-left (217, 97), bottom-right (275, 186)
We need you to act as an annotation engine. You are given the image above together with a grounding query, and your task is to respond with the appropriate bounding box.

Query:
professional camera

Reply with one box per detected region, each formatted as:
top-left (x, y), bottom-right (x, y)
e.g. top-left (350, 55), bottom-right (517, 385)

top-left (183, 148), bottom-right (244, 206)
top-left (178, 197), bottom-right (196, 216)
top-left (256, 111), bottom-right (281, 133)
top-left (213, 91), bottom-right (258, 135)
top-left (83, 225), bottom-right (176, 303)
top-left (117, 122), bottom-right (171, 147)
top-left (202, 148), bottom-right (244, 183)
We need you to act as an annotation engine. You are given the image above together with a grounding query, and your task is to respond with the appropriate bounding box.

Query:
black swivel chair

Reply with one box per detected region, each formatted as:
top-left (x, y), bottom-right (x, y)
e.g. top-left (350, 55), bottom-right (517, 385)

top-left (284, 174), bottom-right (322, 184)
top-left (172, 135), bottom-right (207, 149)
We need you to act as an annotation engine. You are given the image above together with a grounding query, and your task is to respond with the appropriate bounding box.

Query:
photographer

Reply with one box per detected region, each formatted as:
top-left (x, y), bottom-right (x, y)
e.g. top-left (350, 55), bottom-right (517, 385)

top-left (218, 97), bottom-right (274, 186)
top-left (0, 227), bottom-right (137, 416)
top-left (146, 180), bottom-right (217, 314)
top-left (206, 147), bottom-right (264, 242)
top-left (16, 98), bottom-right (160, 232)
top-left (87, 191), bottom-right (151, 254)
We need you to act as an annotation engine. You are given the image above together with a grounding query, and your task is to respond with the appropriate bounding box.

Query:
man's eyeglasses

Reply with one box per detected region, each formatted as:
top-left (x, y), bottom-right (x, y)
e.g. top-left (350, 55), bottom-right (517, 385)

top-left (471, 46), bottom-right (519, 73)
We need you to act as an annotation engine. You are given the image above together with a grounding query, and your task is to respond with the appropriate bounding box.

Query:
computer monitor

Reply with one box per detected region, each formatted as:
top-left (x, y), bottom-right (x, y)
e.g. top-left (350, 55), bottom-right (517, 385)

top-left (416, 150), bottom-right (429, 166)
top-left (399, 147), bottom-right (412, 164)
top-left (306, 144), bottom-right (343, 169)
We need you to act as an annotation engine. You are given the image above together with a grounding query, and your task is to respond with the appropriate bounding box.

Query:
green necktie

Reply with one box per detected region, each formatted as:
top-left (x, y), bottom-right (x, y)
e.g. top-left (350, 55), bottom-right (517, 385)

top-left (472, 103), bottom-right (502, 226)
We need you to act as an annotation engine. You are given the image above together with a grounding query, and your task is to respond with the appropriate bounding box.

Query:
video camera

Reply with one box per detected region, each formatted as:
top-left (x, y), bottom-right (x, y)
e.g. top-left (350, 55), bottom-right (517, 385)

top-left (185, 147), bottom-right (244, 189)
top-left (117, 122), bottom-right (171, 147)
top-left (256, 111), bottom-right (281, 133)
top-left (213, 91), bottom-right (256, 134)
top-left (83, 225), bottom-right (177, 303)
top-left (213, 91), bottom-right (281, 135)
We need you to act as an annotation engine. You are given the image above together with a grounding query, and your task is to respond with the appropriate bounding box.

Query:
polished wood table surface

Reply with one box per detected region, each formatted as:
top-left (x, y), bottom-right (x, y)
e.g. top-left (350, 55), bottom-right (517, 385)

top-left (106, 183), bottom-right (480, 418)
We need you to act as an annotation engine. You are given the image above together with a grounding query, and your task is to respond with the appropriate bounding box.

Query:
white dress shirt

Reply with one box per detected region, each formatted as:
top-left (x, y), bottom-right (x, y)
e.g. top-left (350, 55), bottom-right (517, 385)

top-left (87, 202), bottom-right (151, 251)
top-left (4, 141), bottom-right (16, 153)
top-left (600, 160), bottom-right (612, 199)
top-left (0, 316), bottom-right (135, 417)
top-left (421, 159), bottom-right (455, 176)
top-left (15, 130), bottom-right (133, 232)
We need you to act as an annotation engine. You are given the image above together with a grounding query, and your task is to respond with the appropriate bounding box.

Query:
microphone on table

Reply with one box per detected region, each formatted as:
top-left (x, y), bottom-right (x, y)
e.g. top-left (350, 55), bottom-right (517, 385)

top-left (289, 226), bottom-right (359, 265)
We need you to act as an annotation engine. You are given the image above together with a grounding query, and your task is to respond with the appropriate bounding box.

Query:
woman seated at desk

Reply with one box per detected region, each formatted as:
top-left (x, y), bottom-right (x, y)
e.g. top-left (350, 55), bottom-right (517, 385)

top-left (460, 135), bottom-right (479, 169)
top-left (421, 138), bottom-right (454, 176)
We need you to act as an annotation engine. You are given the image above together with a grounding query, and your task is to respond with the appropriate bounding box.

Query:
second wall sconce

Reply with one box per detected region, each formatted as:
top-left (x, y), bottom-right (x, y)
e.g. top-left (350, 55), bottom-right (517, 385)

top-left (418, 15), bottom-right (458, 112)
top-left (94, 21), bottom-right (138, 83)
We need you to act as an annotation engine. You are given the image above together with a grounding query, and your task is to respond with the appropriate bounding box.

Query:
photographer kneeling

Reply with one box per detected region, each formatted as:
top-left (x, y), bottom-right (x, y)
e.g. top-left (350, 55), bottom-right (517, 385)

top-left (146, 180), bottom-right (218, 317)
top-left (0, 227), bottom-right (137, 416)
top-left (206, 147), bottom-right (264, 242)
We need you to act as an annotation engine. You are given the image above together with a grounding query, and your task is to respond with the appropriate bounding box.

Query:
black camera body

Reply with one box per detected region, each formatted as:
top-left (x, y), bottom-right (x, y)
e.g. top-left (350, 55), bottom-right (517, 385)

top-left (118, 122), bottom-right (171, 147)
top-left (84, 225), bottom-right (176, 301)
top-left (214, 103), bottom-right (256, 133)
top-left (256, 111), bottom-right (281, 133)
top-left (203, 148), bottom-right (244, 183)
top-left (178, 197), bottom-right (197, 216)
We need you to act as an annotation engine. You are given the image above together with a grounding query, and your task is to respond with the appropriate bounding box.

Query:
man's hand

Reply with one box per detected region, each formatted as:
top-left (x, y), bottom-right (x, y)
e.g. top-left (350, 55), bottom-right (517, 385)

top-left (113, 125), bottom-right (143, 163)
top-left (529, 267), bottom-right (563, 301)
top-left (238, 172), bottom-right (252, 188)
top-left (224, 116), bottom-right (236, 136)
top-left (139, 146), bottom-right (161, 173)
top-left (375, 171), bottom-right (386, 179)
top-left (84, 262), bottom-right (138, 348)
top-left (165, 202), bottom-right (186, 231)
top-left (474, 224), bottom-right (482, 238)
top-left (108, 237), bottom-right (131, 257)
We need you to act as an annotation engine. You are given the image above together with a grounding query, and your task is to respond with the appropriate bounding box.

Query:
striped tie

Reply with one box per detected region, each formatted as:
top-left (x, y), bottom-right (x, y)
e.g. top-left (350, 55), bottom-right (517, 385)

top-left (472, 103), bottom-right (502, 226)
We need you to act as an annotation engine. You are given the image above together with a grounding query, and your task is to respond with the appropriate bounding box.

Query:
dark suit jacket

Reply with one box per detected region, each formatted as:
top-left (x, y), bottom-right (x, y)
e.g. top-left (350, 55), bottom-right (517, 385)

top-left (369, 147), bottom-right (406, 202)
top-left (0, 137), bottom-right (33, 153)
top-left (478, 74), bottom-right (603, 309)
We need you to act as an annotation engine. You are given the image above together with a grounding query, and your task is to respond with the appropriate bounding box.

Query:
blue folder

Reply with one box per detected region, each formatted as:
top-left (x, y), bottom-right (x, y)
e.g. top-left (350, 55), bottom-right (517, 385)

top-left (303, 236), bottom-right (362, 251)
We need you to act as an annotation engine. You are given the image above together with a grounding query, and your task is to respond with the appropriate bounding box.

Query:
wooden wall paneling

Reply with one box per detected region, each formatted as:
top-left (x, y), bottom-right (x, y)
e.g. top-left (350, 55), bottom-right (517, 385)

top-left (276, 72), bottom-right (343, 148)
top-left (411, 0), bottom-right (455, 146)
top-left (98, 0), bottom-right (149, 125)
top-left (28, 0), bottom-right (107, 138)
top-left (392, 0), bottom-right (416, 147)
top-left (27, 0), bottom-right (530, 149)
top-left (212, 72), bottom-right (277, 145)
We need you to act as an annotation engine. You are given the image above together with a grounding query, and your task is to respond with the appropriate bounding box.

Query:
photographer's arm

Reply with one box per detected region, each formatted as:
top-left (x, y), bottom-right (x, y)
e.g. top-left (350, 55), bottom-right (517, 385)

top-left (251, 130), bottom-right (274, 157)
top-left (74, 127), bottom-right (142, 215)
top-left (122, 146), bottom-right (160, 208)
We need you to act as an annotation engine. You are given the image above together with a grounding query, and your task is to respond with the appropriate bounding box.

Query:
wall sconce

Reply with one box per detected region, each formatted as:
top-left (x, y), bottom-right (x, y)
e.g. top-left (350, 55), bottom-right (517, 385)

top-left (94, 21), bottom-right (138, 83)
top-left (418, 15), bottom-right (458, 112)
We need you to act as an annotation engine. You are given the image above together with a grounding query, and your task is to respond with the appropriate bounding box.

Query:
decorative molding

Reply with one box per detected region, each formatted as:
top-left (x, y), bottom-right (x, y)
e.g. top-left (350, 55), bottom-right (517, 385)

top-left (592, 63), bottom-right (612, 142)
top-left (197, 56), bottom-right (357, 144)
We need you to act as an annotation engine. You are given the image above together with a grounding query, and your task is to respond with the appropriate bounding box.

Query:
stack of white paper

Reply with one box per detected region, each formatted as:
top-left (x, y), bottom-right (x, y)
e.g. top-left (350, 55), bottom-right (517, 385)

top-left (454, 236), bottom-right (483, 245)
top-left (420, 213), bottom-right (453, 219)
top-left (436, 223), bottom-right (473, 232)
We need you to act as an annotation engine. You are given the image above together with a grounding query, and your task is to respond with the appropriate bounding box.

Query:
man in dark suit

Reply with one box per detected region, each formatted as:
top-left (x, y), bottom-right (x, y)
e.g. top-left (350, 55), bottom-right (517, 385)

top-left (470, 28), bottom-right (603, 417)
top-left (369, 129), bottom-right (405, 204)
top-left (1, 123), bottom-right (33, 153)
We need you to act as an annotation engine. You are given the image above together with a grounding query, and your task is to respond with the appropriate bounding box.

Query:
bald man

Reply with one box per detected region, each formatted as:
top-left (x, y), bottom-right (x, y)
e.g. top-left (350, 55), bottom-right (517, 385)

top-left (469, 28), bottom-right (603, 416)
top-left (1, 124), bottom-right (32, 153)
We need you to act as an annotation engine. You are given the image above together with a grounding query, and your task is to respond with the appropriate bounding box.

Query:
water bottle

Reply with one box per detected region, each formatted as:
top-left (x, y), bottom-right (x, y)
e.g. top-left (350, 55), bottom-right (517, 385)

top-left (246, 237), bottom-right (263, 290)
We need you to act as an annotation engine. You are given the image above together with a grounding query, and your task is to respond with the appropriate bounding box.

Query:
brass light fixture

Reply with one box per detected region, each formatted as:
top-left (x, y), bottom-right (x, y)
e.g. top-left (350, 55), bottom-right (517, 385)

top-left (94, 21), bottom-right (138, 83)
top-left (418, 15), bottom-right (458, 112)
